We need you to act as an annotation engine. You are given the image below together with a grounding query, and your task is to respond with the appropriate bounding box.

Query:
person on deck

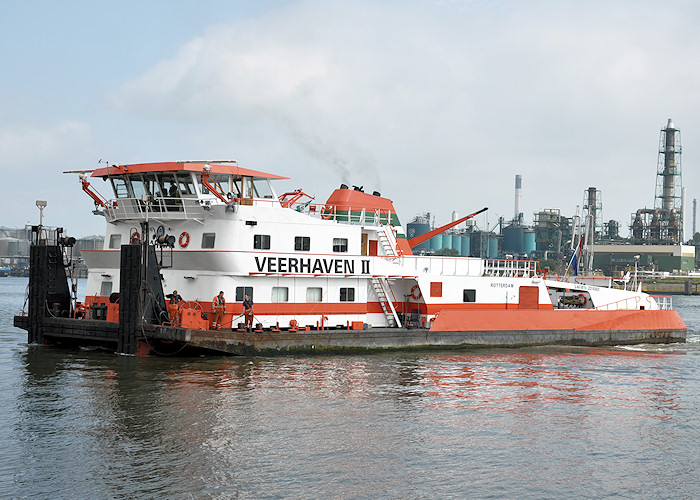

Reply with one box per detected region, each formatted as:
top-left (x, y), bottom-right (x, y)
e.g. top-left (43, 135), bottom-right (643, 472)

top-left (242, 293), bottom-right (254, 332)
top-left (169, 290), bottom-right (183, 304)
top-left (212, 291), bottom-right (226, 330)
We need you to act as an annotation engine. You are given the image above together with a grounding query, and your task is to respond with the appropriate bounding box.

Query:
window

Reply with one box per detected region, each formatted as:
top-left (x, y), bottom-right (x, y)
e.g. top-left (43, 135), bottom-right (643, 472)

top-left (202, 233), bottom-right (216, 248)
top-left (110, 177), bottom-right (130, 198)
top-left (253, 179), bottom-right (274, 198)
top-left (272, 287), bottom-right (288, 303)
top-left (109, 234), bottom-right (121, 249)
top-left (236, 287), bottom-right (254, 301)
top-left (333, 238), bottom-right (348, 253)
top-left (340, 287), bottom-right (355, 302)
top-left (100, 281), bottom-right (112, 296)
top-left (295, 236), bottom-right (310, 251)
top-left (176, 172), bottom-right (195, 195)
top-left (306, 287), bottom-right (322, 302)
top-left (254, 234), bottom-right (271, 249)
top-left (463, 289), bottom-right (476, 302)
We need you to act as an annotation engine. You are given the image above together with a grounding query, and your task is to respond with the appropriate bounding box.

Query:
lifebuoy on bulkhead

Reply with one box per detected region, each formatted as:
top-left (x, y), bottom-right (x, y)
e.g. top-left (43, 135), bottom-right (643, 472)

top-left (578, 293), bottom-right (587, 305)
top-left (179, 231), bottom-right (190, 248)
top-left (130, 231), bottom-right (140, 244)
top-left (411, 284), bottom-right (422, 300)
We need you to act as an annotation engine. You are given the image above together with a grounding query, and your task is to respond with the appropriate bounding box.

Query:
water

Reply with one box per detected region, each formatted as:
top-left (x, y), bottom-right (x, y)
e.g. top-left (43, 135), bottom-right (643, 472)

top-left (1, 276), bottom-right (699, 499)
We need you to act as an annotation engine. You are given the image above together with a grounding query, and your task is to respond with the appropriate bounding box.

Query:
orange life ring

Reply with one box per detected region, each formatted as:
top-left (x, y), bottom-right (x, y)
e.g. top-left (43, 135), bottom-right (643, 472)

top-left (411, 285), bottom-right (422, 300)
top-left (130, 231), bottom-right (140, 244)
top-left (578, 293), bottom-right (587, 305)
top-left (179, 231), bottom-right (190, 248)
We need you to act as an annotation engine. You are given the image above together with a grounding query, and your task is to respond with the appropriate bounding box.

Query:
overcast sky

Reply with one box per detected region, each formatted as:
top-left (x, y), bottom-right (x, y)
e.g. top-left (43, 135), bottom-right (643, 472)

top-left (2, 0), bottom-right (700, 237)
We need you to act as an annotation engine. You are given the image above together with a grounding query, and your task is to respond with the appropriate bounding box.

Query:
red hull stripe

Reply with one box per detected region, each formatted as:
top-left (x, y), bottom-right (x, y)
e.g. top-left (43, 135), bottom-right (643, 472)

top-left (430, 309), bottom-right (687, 332)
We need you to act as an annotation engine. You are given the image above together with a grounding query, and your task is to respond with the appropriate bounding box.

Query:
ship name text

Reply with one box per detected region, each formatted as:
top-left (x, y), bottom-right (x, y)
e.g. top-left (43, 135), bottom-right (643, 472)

top-left (255, 256), bottom-right (370, 275)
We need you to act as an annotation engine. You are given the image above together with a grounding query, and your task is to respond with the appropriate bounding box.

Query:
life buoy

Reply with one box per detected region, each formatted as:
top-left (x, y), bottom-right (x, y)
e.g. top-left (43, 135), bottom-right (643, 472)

top-left (411, 285), bottom-right (422, 300)
top-left (130, 231), bottom-right (140, 244)
top-left (179, 231), bottom-right (190, 248)
top-left (578, 293), bottom-right (587, 305)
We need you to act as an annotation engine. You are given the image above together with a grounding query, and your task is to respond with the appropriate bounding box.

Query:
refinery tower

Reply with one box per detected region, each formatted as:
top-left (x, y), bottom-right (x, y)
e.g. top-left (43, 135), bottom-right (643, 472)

top-left (631, 119), bottom-right (684, 244)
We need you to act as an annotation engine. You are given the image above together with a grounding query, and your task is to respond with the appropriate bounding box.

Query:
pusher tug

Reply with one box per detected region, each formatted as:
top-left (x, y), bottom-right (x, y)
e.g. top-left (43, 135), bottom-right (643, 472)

top-left (15, 161), bottom-right (686, 355)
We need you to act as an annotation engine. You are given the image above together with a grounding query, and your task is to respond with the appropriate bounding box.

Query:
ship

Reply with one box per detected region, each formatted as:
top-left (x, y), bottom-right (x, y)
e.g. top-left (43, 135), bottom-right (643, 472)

top-left (14, 161), bottom-right (686, 355)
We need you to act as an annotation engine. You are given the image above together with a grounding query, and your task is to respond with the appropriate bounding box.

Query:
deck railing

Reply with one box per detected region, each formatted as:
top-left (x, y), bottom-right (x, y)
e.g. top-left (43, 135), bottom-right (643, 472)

top-left (104, 197), bottom-right (206, 222)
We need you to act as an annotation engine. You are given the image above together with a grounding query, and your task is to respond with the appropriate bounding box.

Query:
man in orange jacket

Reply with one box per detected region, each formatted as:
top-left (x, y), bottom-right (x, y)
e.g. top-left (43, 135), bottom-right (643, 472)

top-left (212, 291), bottom-right (226, 330)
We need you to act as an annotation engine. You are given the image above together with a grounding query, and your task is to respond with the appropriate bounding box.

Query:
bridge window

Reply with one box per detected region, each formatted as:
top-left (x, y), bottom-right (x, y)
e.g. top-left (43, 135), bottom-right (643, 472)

top-left (110, 177), bottom-right (130, 198)
top-left (306, 287), bottom-right (322, 302)
top-left (340, 287), bottom-right (355, 302)
top-left (253, 179), bottom-right (274, 199)
top-left (202, 233), bottom-right (216, 248)
top-left (254, 234), bottom-right (271, 249)
top-left (463, 289), bottom-right (476, 302)
top-left (295, 236), bottom-right (310, 251)
top-left (176, 173), bottom-right (195, 196)
top-left (272, 287), bottom-right (288, 303)
top-left (333, 238), bottom-right (348, 253)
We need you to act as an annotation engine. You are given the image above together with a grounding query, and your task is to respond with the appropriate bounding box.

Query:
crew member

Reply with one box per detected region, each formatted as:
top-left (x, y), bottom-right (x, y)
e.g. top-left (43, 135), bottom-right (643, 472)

top-left (212, 291), bottom-right (226, 330)
top-left (242, 293), bottom-right (254, 332)
top-left (170, 290), bottom-right (183, 304)
top-left (167, 290), bottom-right (184, 326)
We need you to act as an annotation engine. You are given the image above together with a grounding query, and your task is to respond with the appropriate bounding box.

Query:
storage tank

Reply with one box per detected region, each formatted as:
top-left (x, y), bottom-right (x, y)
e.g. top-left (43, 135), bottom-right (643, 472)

top-left (503, 226), bottom-right (524, 253)
top-left (460, 235), bottom-right (470, 256)
top-left (429, 234), bottom-right (443, 251)
top-left (487, 234), bottom-right (499, 258)
top-left (523, 230), bottom-right (536, 254)
top-left (406, 222), bottom-right (431, 252)
top-left (441, 234), bottom-right (452, 251)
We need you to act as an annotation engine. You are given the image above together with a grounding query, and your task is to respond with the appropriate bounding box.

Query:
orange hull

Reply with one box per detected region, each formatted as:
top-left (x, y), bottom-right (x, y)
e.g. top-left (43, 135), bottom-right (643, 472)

top-left (431, 309), bottom-right (687, 333)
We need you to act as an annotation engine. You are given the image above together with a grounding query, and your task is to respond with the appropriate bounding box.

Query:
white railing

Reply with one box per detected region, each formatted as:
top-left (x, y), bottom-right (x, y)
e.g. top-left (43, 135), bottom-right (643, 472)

top-left (286, 201), bottom-right (394, 227)
top-left (483, 259), bottom-right (539, 278)
top-left (104, 197), bottom-right (207, 222)
top-left (591, 296), bottom-right (641, 311)
top-left (651, 295), bottom-right (673, 310)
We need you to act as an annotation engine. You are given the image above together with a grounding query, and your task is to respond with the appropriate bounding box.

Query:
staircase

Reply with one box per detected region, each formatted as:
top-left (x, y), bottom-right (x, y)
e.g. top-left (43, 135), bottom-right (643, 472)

top-left (370, 277), bottom-right (402, 328)
top-left (377, 222), bottom-right (400, 259)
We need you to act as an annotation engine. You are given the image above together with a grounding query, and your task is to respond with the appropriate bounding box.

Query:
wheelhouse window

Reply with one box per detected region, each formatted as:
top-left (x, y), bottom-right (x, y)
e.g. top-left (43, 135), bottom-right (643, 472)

top-left (463, 289), bottom-right (476, 303)
top-left (110, 177), bottom-right (130, 198)
top-left (340, 287), bottom-right (355, 302)
top-left (252, 179), bottom-right (274, 199)
top-left (202, 233), bottom-right (216, 248)
top-left (176, 172), bottom-right (195, 196)
top-left (198, 173), bottom-right (230, 198)
top-left (333, 238), bottom-right (348, 253)
top-left (236, 287), bottom-right (253, 301)
top-left (271, 287), bottom-right (288, 303)
top-left (295, 236), bottom-right (310, 251)
top-left (306, 287), bottom-right (323, 302)
top-left (254, 234), bottom-right (271, 250)
top-left (109, 234), bottom-right (121, 249)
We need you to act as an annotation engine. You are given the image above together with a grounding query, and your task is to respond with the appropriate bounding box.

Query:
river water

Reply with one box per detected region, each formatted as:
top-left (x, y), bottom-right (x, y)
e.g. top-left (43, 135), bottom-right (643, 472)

top-left (1, 277), bottom-right (698, 499)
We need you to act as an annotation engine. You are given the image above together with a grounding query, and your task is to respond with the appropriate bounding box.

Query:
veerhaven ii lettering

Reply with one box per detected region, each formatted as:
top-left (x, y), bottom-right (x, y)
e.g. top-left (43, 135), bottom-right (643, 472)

top-left (255, 256), bottom-right (371, 275)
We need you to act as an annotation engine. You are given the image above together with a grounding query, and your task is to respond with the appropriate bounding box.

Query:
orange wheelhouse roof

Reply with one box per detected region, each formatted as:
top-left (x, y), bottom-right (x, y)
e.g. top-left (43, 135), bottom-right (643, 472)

top-left (91, 161), bottom-right (290, 180)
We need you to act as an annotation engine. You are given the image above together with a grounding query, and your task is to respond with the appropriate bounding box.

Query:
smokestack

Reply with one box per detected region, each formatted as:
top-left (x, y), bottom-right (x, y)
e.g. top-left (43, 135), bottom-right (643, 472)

top-left (693, 198), bottom-right (697, 237)
top-left (514, 174), bottom-right (522, 223)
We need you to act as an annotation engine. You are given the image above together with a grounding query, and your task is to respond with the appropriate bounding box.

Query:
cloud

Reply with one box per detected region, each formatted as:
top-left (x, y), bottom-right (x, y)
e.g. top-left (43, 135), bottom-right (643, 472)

top-left (0, 121), bottom-right (93, 167)
top-left (110, 0), bottom-right (700, 231)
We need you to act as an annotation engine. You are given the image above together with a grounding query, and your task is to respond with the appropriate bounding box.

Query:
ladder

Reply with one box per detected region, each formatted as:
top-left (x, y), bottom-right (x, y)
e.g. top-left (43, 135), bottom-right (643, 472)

top-left (370, 277), bottom-right (402, 328)
top-left (377, 221), bottom-right (400, 259)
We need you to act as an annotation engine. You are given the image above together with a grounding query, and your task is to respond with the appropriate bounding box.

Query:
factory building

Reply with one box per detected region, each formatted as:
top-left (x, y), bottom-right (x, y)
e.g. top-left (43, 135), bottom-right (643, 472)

top-left (592, 244), bottom-right (695, 274)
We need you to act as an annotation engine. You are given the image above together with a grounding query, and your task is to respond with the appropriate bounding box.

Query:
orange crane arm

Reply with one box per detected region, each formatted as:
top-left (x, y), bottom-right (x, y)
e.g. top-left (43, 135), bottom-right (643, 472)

top-left (407, 207), bottom-right (488, 249)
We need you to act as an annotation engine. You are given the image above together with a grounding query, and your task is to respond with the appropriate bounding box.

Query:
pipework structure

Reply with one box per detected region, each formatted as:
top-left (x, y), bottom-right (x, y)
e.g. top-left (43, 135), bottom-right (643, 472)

top-left (630, 119), bottom-right (684, 244)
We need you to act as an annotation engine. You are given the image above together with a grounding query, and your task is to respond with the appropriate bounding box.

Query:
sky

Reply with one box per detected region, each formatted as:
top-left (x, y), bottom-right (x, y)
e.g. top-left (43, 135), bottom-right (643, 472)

top-left (2, 0), bottom-right (700, 238)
